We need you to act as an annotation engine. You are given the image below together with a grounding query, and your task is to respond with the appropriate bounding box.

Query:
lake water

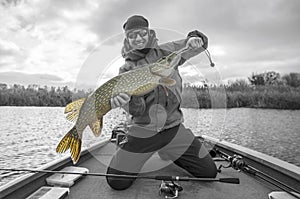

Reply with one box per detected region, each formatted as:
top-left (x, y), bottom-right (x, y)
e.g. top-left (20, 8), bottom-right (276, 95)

top-left (0, 106), bottom-right (299, 187)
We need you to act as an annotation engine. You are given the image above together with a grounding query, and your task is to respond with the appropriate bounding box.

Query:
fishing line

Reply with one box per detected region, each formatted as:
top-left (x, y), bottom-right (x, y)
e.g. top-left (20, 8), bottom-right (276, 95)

top-left (204, 49), bottom-right (215, 67)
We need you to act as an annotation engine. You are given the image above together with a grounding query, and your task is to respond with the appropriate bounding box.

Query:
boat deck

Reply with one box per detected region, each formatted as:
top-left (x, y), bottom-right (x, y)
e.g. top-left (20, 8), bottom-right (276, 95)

top-left (67, 142), bottom-right (273, 199)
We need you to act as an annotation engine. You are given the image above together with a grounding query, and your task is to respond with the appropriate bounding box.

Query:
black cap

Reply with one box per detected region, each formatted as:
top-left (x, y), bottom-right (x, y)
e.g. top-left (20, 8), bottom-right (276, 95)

top-left (123, 15), bottom-right (149, 31)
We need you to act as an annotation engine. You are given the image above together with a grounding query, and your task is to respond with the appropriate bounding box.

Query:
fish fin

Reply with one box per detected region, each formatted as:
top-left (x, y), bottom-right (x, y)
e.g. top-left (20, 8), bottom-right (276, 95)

top-left (159, 77), bottom-right (176, 86)
top-left (64, 98), bottom-right (86, 122)
top-left (89, 118), bottom-right (103, 137)
top-left (56, 127), bottom-right (82, 164)
top-left (65, 98), bottom-right (86, 113)
top-left (66, 112), bottom-right (79, 122)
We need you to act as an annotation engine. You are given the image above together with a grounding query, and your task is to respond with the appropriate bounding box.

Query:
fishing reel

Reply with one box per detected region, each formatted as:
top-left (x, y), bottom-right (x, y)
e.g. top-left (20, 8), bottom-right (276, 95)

top-left (111, 124), bottom-right (128, 148)
top-left (230, 155), bottom-right (246, 170)
top-left (218, 154), bottom-right (246, 172)
top-left (159, 180), bottom-right (183, 199)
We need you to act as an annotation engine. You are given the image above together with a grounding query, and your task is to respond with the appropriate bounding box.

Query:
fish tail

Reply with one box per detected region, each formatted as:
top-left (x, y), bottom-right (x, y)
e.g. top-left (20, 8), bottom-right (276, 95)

top-left (56, 126), bottom-right (82, 164)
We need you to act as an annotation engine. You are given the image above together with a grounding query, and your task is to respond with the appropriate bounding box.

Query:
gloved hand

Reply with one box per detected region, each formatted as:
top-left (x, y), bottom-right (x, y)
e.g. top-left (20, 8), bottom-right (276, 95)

top-left (186, 37), bottom-right (204, 49)
top-left (128, 96), bottom-right (146, 116)
top-left (110, 93), bottom-right (131, 109)
top-left (187, 30), bottom-right (208, 49)
top-left (110, 93), bottom-right (146, 116)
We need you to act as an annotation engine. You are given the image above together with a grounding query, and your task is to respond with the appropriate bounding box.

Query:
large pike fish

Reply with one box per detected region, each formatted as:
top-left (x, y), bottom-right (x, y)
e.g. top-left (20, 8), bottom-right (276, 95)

top-left (56, 49), bottom-right (187, 164)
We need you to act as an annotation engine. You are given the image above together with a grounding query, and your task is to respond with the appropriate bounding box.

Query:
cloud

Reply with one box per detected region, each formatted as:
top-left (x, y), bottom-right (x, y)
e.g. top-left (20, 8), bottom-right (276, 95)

top-left (0, 71), bottom-right (74, 87)
top-left (0, 38), bottom-right (20, 56)
top-left (88, 0), bottom-right (161, 39)
top-left (0, 37), bottom-right (27, 70)
top-left (0, 0), bottom-right (300, 87)
top-left (0, 0), bottom-right (101, 81)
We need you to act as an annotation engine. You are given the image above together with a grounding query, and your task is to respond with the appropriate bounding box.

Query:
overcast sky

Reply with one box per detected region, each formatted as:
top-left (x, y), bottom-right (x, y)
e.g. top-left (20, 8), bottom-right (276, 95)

top-left (0, 0), bottom-right (299, 88)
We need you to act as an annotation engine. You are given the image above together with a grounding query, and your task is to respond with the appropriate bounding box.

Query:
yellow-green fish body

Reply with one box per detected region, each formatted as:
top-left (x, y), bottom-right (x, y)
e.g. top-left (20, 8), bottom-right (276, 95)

top-left (56, 52), bottom-right (181, 164)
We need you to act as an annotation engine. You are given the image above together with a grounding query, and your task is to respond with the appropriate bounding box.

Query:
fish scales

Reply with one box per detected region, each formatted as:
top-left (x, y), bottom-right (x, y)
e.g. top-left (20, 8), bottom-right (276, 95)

top-left (56, 51), bottom-right (182, 164)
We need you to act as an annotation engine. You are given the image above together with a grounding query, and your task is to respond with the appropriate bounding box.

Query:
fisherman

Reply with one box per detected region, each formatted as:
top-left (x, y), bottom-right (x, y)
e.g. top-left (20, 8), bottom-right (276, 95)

top-left (106, 15), bottom-right (217, 190)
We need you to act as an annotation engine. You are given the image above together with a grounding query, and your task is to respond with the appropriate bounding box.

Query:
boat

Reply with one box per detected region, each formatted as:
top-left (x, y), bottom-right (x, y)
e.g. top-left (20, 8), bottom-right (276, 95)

top-left (0, 125), bottom-right (299, 199)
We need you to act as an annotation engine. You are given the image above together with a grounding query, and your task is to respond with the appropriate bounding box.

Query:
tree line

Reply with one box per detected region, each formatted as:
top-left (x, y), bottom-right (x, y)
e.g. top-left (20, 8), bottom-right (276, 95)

top-left (181, 72), bottom-right (300, 109)
top-left (0, 72), bottom-right (300, 109)
top-left (0, 84), bottom-right (91, 106)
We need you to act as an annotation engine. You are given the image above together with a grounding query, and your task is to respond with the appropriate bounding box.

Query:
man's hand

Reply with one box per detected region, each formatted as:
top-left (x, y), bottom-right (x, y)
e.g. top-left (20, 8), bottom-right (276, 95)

top-left (186, 37), bottom-right (204, 49)
top-left (187, 30), bottom-right (208, 49)
top-left (110, 93), bottom-right (131, 109)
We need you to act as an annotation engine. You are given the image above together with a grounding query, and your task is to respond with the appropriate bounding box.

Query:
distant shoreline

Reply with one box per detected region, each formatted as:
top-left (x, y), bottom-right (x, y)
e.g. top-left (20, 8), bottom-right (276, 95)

top-left (181, 82), bottom-right (300, 110)
top-left (1, 78), bottom-right (300, 110)
top-left (1, 105), bottom-right (300, 111)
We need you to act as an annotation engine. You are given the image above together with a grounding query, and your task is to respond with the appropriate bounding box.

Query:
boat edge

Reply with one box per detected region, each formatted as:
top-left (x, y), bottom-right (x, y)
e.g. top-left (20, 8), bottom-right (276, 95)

top-left (0, 138), bottom-right (110, 198)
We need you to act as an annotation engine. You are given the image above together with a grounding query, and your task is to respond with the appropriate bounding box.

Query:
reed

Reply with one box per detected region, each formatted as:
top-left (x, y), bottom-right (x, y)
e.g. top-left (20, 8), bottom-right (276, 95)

top-left (1, 80), bottom-right (299, 109)
top-left (182, 84), bottom-right (300, 110)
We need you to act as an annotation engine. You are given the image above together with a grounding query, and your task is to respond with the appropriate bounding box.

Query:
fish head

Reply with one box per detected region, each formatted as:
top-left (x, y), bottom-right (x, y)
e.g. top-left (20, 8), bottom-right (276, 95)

top-left (150, 52), bottom-right (181, 77)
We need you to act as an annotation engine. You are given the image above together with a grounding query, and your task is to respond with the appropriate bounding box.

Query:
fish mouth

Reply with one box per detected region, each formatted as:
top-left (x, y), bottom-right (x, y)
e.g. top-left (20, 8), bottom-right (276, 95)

top-left (150, 55), bottom-right (180, 76)
top-left (157, 68), bottom-right (175, 77)
top-left (169, 54), bottom-right (181, 66)
top-left (150, 67), bottom-right (175, 77)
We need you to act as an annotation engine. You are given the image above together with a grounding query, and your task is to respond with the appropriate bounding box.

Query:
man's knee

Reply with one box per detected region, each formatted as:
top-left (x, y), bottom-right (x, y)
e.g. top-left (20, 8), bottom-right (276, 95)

top-left (106, 176), bottom-right (135, 190)
top-left (200, 154), bottom-right (218, 178)
top-left (106, 167), bottom-right (136, 190)
top-left (192, 163), bottom-right (218, 178)
top-left (205, 163), bottom-right (218, 178)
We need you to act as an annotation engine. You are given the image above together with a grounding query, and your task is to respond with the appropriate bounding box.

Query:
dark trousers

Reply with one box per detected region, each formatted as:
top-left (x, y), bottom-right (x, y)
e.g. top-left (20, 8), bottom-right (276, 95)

top-left (106, 124), bottom-right (217, 190)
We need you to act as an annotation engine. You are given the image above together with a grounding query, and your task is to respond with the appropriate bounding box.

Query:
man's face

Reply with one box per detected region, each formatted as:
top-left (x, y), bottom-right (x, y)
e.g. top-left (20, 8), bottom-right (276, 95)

top-left (126, 28), bottom-right (149, 50)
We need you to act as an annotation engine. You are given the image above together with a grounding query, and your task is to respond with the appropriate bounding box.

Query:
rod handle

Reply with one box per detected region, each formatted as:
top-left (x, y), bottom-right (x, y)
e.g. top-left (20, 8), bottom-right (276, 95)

top-left (155, 176), bottom-right (177, 181)
top-left (219, 178), bottom-right (240, 184)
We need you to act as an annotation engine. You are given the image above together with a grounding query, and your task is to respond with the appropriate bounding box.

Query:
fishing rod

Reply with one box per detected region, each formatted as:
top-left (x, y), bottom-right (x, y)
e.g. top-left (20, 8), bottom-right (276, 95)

top-left (214, 149), bottom-right (300, 199)
top-left (175, 45), bottom-right (215, 67)
top-left (204, 49), bottom-right (215, 67)
top-left (0, 168), bottom-right (239, 184)
top-left (1, 168), bottom-right (238, 199)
